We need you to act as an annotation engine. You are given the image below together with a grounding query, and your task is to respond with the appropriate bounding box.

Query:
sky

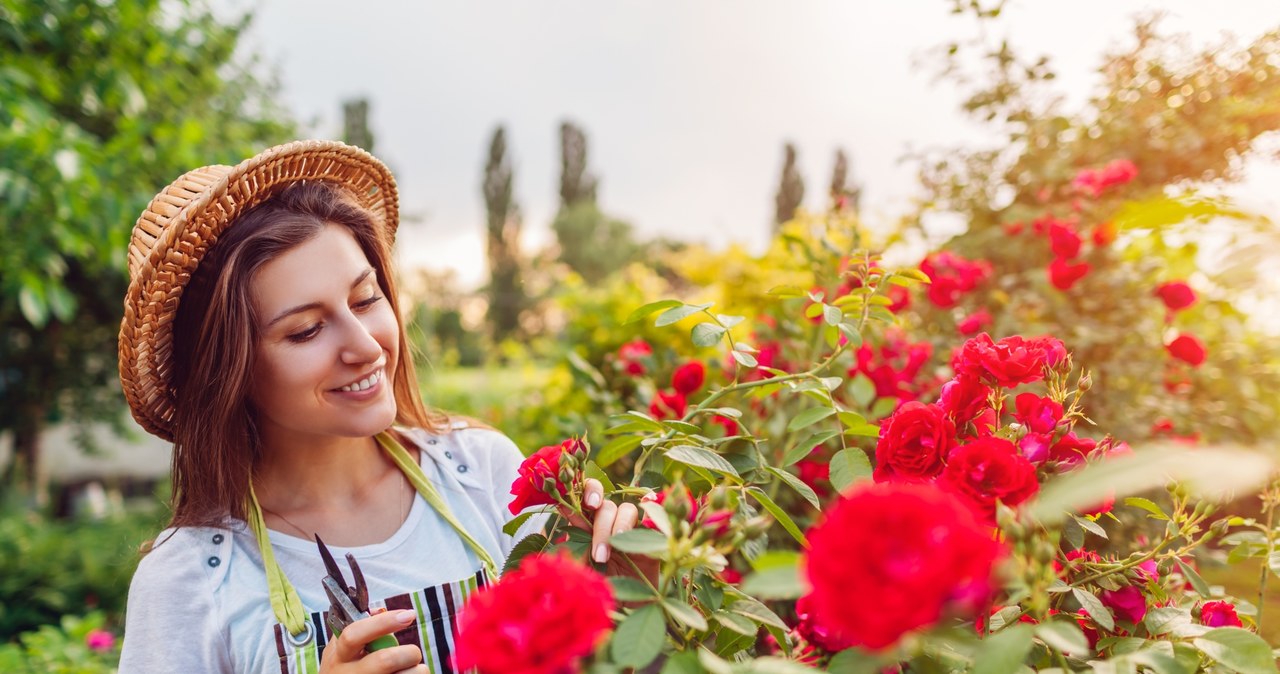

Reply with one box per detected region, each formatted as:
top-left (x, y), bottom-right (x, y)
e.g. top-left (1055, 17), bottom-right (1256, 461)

top-left (225, 0), bottom-right (1280, 288)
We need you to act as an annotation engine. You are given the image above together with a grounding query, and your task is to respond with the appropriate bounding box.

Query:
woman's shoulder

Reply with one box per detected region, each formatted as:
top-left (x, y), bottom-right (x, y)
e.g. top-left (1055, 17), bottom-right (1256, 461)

top-left (132, 523), bottom-right (236, 594)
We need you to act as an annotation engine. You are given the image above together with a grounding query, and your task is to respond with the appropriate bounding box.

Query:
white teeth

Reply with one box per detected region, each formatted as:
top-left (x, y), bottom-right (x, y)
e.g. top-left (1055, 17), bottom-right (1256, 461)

top-left (339, 369), bottom-right (381, 392)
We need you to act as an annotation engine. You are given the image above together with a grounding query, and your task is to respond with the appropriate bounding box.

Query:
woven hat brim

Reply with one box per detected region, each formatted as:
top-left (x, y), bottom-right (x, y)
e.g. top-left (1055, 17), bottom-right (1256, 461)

top-left (118, 140), bottom-right (399, 441)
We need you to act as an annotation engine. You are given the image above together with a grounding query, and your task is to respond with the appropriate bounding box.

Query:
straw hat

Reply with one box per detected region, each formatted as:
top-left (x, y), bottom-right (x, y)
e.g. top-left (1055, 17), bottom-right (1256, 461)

top-left (118, 140), bottom-right (399, 441)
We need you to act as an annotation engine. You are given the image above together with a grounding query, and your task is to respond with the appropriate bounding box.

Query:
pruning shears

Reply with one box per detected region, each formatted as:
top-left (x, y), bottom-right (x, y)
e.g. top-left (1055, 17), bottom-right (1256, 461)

top-left (316, 535), bottom-right (399, 652)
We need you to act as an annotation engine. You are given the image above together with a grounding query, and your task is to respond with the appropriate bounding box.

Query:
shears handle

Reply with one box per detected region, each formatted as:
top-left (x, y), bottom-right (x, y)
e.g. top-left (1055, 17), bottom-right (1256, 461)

top-left (331, 627), bottom-right (400, 652)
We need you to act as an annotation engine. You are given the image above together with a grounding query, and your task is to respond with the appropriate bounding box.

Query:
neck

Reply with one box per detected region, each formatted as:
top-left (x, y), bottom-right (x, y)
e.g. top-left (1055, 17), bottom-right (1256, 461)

top-left (253, 428), bottom-right (391, 512)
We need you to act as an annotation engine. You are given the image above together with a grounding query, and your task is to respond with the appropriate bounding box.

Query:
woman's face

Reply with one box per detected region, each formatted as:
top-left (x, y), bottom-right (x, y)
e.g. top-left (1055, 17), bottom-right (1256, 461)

top-left (248, 223), bottom-right (399, 443)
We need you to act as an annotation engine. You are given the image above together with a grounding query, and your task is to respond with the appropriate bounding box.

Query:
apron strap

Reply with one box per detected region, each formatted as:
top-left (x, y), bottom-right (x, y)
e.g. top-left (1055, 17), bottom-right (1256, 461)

top-left (250, 429), bottom-right (501, 638)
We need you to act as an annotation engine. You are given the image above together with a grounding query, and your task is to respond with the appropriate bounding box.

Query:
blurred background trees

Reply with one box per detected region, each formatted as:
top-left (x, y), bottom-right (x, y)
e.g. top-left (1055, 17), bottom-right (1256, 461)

top-left (0, 0), bottom-right (293, 496)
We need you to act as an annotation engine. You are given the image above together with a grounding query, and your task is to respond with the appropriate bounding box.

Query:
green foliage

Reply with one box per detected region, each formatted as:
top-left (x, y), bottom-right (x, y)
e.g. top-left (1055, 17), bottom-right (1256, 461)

top-left (483, 125), bottom-right (528, 343)
top-left (551, 201), bottom-right (643, 284)
top-left (0, 612), bottom-right (119, 674)
top-left (0, 498), bottom-right (166, 640)
top-left (0, 0), bottom-right (294, 486)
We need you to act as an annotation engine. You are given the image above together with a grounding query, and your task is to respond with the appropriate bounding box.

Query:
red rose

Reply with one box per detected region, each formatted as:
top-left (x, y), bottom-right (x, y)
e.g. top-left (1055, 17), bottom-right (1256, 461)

top-left (1013, 393), bottom-right (1064, 434)
top-left (937, 374), bottom-right (992, 427)
top-left (1048, 432), bottom-right (1096, 467)
top-left (1166, 334), bottom-right (1206, 367)
top-left (1200, 601), bottom-right (1243, 628)
top-left (920, 252), bottom-right (992, 308)
top-left (803, 482), bottom-right (1004, 650)
top-left (794, 594), bottom-right (856, 653)
top-left (617, 339), bottom-right (652, 376)
top-left (1155, 281), bottom-right (1197, 312)
top-left (1048, 222), bottom-right (1083, 259)
top-left (887, 285), bottom-right (912, 313)
top-left (873, 402), bottom-right (955, 483)
top-left (1049, 257), bottom-right (1091, 290)
top-left (1092, 221), bottom-right (1117, 247)
top-left (1100, 585), bottom-right (1147, 624)
top-left (956, 309), bottom-right (993, 336)
top-left (671, 361), bottom-right (706, 395)
top-left (941, 437), bottom-right (1039, 522)
top-left (649, 389), bottom-right (688, 420)
top-left (455, 553), bottom-right (615, 674)
top-left (508, 439), bottom-right (584, 515)
top-left (955, 333), bottom-right (1065, 388)
top-left (712, 414), bottom-right (740, 436)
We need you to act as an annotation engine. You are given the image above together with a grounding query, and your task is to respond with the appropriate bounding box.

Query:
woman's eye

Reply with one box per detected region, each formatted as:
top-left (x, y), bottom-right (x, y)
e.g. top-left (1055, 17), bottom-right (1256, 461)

top-left (355, 294), bottom-right (384, 310)
top-left (287, 324), bottom-right (323, 343)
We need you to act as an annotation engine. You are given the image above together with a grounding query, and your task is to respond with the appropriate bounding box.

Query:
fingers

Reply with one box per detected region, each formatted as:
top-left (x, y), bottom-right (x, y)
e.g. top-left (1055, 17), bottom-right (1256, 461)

top-left (356, 645), bottom-right (423, 674)
top-left (582, 478), bottom-right (604, 510)
top-left (323, 609), bottom-right (417, 665)
top-left (591, 501), bottom-right (640, 564)
top-left (391, 667), bottom-right (430, 674)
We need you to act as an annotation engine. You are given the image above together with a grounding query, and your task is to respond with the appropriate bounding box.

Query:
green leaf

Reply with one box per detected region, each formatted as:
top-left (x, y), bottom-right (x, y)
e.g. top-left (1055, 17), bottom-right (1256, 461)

top-left (665, 445), bottom-right (740, 477)
top-left (766, 466), bottom-right (820, 510)
top-left (1030, 446), bottom-right (1274, 524)
top-left (656, 302), bottom-right (713, 327)
top-left (736, 657), bottom-right (822, 674)
top-left (610, 604), bottom-right (667, 668)
top-left (843, 422), bottom-right (880, 438)
top-left (826, 648), bottom-right (888, 674)
top-left (716, 314), bottom-right (745, 329)
top-left (837, 323), bottom-right (864, 348)
top-left (1036, 617), bottom-right (1091, 656)
top-left (740, 566), bottom-right (807, 600)
top-left (766, 285), bottom-right (806, 298)
top-left (729, 597), bottom-right (788, 630)
top-left (624, 299), bottom-right (682, 324)
top-left (1193, 628), bottom-right (1279, 674)
top-left (787, 406), bottom-right (836, 432)
top-left (566, 350), bottom-right (607, 388)
top-left (609, 576), bottom-right (657, 602)
top-left (45, 283), bottom-right (76, 322)
top-left (972, 623), bottom-right (1034, 674)
top-left (1144, 607), bottom-right (1191, 635)
top-left (782, 430), bottom-right (840, 467)
top-left (595, 435), bottom-right (643, 468)
top-left (692, 322), bottom-right (729, 347)
top-left (583, 460), bottom-right (616, 494)
top-left (731, 350), bottom-right (759, 368)
top-left (712, 610), bottom-right (758, 636)
top-left (1268, 551), bottom-right (1280, 579)
top-left (850, 373), bottom-right (876, 407)
top-left (502, 510), bottom-right (541, 537)
top-left (1071, 514), bottom-right (1108, 539)
top-left (659, 651), bottom-right (702, 674)
top-left (502, 534), bottom-right (549, 575)
top-left (609, 528), bottom-right (669, 555)
top-left (17, 285), bottom-right (48, 329)
top-left (1175, 558), bottom-right (1211, 598)
top-left (748, 487), bottom-right (808, 547)
top-left (1073, 588), bottom-right (1114, 631)
top-left (1124, 497), bottom-right (1170, 520)
top-left (823, 304), bottom-right (843, 326)
top-left (829, 448), bottom-right (872, 493)
top-left (662, 598), bottom-right (708, 631)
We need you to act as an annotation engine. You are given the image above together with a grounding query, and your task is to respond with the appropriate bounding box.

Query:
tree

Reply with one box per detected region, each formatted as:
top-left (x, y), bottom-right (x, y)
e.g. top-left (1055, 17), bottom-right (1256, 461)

top-left (0, 0), bottom-right (294, 497)
top-left (558, 121), bottom-right (598, 208)
top-left (829, 148), bottom-right (862, 214)
top-left (342, 98), bottom-right (374, 152)
top-left (773, 142), bottom-right (805, 231)
top-left (483, 126), bottom-right (527, 342)
top-left (551, 121), bottom-right (640, 283)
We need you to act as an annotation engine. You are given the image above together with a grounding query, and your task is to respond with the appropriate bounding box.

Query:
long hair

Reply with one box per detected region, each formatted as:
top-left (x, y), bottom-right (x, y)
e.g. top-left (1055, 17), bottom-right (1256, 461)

top-left (164, 181), bottom-right (446, 530)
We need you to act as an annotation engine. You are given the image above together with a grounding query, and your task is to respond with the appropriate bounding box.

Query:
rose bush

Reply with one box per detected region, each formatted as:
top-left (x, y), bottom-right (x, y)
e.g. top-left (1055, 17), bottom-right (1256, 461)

top-left (457, 211), bottom-right (1278, 672)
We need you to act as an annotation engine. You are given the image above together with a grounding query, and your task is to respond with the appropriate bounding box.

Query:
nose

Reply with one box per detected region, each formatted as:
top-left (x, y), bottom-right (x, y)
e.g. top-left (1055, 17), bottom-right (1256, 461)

top-left (338, 313), bottom-right (383, 366)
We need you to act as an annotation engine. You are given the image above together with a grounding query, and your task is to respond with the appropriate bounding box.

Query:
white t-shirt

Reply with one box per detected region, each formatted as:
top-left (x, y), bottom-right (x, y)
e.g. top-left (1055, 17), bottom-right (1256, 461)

top-left (118, 426), bottom-right (546, 674)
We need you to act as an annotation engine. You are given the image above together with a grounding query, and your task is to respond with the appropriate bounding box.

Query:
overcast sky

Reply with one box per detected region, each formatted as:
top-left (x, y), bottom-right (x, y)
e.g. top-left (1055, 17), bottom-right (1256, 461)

top-left (226, 1), bottom-right (1280, 287)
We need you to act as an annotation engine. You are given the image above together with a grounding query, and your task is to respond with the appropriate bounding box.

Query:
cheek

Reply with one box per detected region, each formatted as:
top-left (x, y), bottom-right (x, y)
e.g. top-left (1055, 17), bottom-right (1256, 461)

top-left (252, 345), bottom-right (328, 410)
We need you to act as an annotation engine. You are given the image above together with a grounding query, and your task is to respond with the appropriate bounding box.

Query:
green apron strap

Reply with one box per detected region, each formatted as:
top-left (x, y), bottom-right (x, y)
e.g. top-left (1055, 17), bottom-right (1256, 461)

top-left (250, 429), bottom-right (500, 638)
top-left (246, 481), bottom-right (310, 637)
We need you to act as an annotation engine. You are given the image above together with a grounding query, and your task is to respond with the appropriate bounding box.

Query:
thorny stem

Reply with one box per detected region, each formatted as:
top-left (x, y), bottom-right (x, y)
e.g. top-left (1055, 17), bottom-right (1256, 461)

top-left (1258, 481), bottom-right (1279, 631)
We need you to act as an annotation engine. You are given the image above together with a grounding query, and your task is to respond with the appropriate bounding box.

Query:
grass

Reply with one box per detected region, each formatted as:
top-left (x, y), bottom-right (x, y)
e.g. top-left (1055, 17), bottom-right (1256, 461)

top-left (419, 363), bottom-right (553, 425)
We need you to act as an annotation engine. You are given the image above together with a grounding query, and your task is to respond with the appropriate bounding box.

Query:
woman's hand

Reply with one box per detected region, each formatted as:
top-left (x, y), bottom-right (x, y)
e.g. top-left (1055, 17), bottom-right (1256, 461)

top-left (319, 609), bottom-right (427, 674)
top-left (560, 479), bottom-right (661, 581)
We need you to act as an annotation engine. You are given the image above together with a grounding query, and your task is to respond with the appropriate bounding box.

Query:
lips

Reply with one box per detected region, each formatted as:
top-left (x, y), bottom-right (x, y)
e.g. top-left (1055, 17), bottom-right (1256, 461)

top-left (335, 367), bottom-right (384, 393)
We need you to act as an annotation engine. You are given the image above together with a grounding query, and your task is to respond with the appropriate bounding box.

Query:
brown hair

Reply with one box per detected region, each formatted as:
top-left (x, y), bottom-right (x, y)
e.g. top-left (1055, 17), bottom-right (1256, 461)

top-left (164, 181), bottom-right (447, 530)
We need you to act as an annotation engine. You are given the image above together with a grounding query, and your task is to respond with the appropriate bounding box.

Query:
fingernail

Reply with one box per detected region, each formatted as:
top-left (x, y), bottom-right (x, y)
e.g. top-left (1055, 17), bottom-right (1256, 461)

top-left (586, 492), bottom-right (602, 508)
top-left (396, 610), bottom-right (416, 624)
top-left (593, 544), bottom-right (608, 563)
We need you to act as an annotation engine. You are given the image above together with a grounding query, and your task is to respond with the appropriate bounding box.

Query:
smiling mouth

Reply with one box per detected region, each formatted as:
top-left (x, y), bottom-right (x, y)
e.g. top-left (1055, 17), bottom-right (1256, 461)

top-left (335, 368), bottom-right (384, 393)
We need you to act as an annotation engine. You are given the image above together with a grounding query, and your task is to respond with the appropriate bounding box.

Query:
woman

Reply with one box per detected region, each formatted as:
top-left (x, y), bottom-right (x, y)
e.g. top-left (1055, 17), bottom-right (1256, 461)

top-left (117, 141), bottom-right (636, 673)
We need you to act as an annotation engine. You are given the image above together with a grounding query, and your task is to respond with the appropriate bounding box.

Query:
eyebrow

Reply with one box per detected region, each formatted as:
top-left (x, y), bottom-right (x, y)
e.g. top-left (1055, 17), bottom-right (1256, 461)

top-left (264, 268), bottom-right (376, 329)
